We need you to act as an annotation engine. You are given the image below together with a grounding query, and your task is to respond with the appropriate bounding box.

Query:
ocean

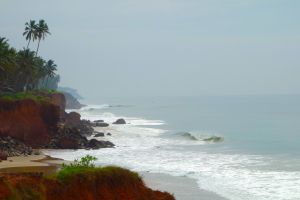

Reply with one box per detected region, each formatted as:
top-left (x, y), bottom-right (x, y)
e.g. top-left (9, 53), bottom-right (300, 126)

top-left (47, 95), bottom-right (300, 200)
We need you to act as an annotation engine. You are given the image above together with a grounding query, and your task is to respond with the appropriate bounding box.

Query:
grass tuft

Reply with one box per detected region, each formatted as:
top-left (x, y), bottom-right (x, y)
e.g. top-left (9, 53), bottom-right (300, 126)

top-left (0, 90), bottom-right (61, 102)
top-left (56, 155), bottom-right (141, 182)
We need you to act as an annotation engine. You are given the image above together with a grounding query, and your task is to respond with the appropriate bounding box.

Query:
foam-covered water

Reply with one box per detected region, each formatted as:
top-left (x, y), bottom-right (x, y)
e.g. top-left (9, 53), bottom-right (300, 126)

top-left (47, 95), bottom-right (300, 200)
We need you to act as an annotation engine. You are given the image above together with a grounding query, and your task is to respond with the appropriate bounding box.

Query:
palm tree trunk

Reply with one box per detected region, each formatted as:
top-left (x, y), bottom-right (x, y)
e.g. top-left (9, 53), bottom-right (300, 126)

top-left (26, 39), bottom-right (31, 49)
top-left (45, 76), bottom-right (49, 88)
top-left (36, 39), bottom-right (41, 56)
top-left (41, 78), bottom-right (45, 89)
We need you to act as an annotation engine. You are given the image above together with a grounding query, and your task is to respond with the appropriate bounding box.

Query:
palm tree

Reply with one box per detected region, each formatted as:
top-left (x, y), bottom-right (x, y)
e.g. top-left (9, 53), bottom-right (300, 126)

top-left (0, 37), bottom-right (17, 92)
top-left (35, 19), bottom-right (50, 55)
top-left (23, 20), bottom-right (37, 49)
top-left (44, 59), bottom-right (57, 87)
top-left (0, 37), bottom-right (15, 65)
top-left (17, 49), bottom-right (38, 91)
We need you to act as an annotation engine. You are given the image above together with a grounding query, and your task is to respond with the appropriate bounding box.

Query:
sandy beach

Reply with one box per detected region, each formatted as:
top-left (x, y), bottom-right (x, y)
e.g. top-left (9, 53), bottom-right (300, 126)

top-left (0, 154), bottom-right (67, 175)
top-left (0, 153), bottom-right (228, 200)
top-left (142, 172), bottom-right (228, 200)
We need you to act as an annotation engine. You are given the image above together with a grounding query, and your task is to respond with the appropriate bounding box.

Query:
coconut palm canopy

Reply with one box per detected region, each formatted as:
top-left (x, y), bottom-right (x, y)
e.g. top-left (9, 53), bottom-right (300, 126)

top-left (22, 19), bottom-right (51, 55)
top-left (35, 19), bottom-right (51, 55)
top-left (0, 20), bottom-right (58, 93)
top-left (23, 20), bottom-right (37, 49)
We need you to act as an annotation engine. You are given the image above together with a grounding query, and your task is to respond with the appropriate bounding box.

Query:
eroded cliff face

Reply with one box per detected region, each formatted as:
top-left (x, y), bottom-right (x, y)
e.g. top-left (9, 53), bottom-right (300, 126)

top-left (0, 92), bottom-right (113, 152)
top-left (0, 98), bottom-right (60, 148)
top-left (0, 169), bottom-right (175, 200)
top-left (63, 92), bottom-right (84, 109)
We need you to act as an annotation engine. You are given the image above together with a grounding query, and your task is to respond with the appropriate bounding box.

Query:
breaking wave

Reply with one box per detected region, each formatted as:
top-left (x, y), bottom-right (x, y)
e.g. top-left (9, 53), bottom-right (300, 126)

top-left (177, 132), bottom-right (224, 143)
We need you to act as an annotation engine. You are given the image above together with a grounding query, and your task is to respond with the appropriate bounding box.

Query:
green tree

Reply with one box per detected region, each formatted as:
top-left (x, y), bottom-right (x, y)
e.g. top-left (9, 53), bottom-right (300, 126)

top-left (1, 20), bottom-right (57, 93)
top-left (0, 37), bottom-right (17, 92)
top-left (16, 49), bottom-right (38, 91)
top-left (35, 19), bottom-right (50, 55)
top-left (23, 20), bottom-right (37, 49)
top-left (44, 59), bottom-right (57, 87)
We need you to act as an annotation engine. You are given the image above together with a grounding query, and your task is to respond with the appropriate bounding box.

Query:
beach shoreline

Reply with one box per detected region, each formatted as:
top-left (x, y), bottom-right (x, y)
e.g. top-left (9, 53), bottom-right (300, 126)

top-left (0, 154), bottom-right (67, 175)
top-left (0, 152), bottom-right (228, 200)
top-left (142, 172), bottom-right (228, 200)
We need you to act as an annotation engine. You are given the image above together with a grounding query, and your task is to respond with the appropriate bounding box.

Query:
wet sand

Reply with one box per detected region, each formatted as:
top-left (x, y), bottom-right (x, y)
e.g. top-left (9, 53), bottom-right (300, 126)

top-left (142, 172), bottom-right (229, 200)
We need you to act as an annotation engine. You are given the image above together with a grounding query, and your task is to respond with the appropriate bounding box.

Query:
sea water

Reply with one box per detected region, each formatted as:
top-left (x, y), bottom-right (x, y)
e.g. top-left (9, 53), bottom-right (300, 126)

top-left (48, 95), bottom-right (300, 200)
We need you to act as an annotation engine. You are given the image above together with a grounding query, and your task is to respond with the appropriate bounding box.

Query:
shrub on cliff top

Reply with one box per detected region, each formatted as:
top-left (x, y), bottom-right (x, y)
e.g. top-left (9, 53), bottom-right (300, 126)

top-left (57, 155), bottom-right (141, 182)
top-left (57, 155), bottom-right (98, 180)
top-left (0, 91), bottom-right (48, 102)
top-left (0, 90), bottom-right (61, 102)
top-left (62, 155), bottom-right (97, 168)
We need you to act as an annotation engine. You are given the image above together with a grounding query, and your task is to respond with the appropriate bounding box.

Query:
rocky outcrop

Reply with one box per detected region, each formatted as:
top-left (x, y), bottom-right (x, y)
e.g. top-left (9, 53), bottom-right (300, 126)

top-left (47, 92), bottom-right (66, 111)
top-left (63, 112), bottom-right (94, 136)
top-left (63, 92), bottom-right (84, 109)
top-left (0, 99), bottom-right (60, 148)
top-left (94, 132), bottom-right (105, 137)
top-left (46, 124), bottom-right (114, 149)
top-left (0, 136), bottom-right (32, 157)
top-left (113, 118), bottom-right (126, 124)
top-left (0, 169), bottom-right (175, 200)
top-left (0, 92), bottom-right (114, 153)
top-left (88, 139), bottom-right (114, 149)
top-left (92, 122), bottom-right (109, 127)
top-left (0, 151), bottom-right (8, 161)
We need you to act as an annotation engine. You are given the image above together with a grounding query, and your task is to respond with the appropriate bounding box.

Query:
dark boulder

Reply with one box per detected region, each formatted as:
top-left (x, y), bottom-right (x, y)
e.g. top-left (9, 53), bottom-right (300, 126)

top-left (0, 151), bottom-right (8, 161)
top-left (92, 122), bottom-right (109, 127)
top-left (94, 132), bottom-right (105, 137)
top-left (65, 112), bottom-right (81, 127)
top-left (63, 112), bottom-right (94, 136)
top-left (94, 120), bottom-right (104, 123)
top-left (88, 139), bottom-right (115, 149)
top-left (77, 119), bottom-right (94, 136)
top-left (46, 125), bottom-right (114, 149)
top-left (0, 136), bottom-right (32, 157)
top-left (46, 125), bottom-right (88, 149)
top-left (113, 118), bottom-right (126, 125)
top-left (107, 133), bottom-right (112, 136)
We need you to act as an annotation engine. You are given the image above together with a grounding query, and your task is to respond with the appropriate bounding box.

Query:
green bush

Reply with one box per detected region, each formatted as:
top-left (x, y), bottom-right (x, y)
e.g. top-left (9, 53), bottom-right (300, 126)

top-left (57, 155), bottom-right (98, 181)
top-left (63, 155), bottom-right (97, 168)
top-left (0, 90), bottom-right (61, 102)
top-left (56, 155), bottom-right (141, 182)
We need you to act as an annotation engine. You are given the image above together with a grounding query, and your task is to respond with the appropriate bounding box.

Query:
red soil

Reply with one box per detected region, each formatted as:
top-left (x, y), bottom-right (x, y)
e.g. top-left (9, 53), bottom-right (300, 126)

top-left (0, 170), bottom-right (175, 200)
top-left (0, 96), bottom-right (62, 148)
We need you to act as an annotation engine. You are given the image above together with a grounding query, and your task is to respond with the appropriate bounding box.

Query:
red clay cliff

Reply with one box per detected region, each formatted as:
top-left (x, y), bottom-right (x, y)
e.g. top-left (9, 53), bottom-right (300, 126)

top-left (0, 97), bottom-right (61, 148)
top-left (0, 168), bottom-right (175, 200)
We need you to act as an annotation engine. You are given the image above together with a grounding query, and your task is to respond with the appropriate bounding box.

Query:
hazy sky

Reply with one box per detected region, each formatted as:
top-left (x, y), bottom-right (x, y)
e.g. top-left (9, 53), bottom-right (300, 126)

top-left (1, 0), bottom-right (299, 100)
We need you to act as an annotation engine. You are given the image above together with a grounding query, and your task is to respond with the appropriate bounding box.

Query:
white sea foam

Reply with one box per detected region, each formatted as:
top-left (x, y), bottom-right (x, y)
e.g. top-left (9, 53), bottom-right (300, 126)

top-left (80, 104), bottom-right (110, 111)
top-left (46, 146), bottom-right (300, 200)
top-left (46, 104), bottom-right (300, 200)
top-left (128, 119), bottom-right (165, 126)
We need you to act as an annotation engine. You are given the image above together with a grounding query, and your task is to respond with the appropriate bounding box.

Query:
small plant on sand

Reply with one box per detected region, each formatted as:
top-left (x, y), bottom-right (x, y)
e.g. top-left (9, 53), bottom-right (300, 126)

top-left (57, 155), bottom-right (98, 181)
top-left (65, 155), bottom-right (97, 168)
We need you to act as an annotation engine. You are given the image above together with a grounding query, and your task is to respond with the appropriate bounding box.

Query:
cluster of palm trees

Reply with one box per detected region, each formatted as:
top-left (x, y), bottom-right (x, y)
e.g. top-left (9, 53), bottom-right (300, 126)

top-left (23, 19), bottom-right (50, 55)
top-left (0, 20), bottom-right (59, 93)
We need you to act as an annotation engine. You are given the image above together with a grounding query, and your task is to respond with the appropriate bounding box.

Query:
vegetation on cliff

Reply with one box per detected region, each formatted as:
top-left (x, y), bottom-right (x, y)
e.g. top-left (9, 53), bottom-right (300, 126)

top-left (0, 156), bottom-right (175, 200)
top-left (0, 20), bottom-right (99, 151)
top-left (0, 90), bottom-right (59, 102)
top-left (0, 20), bottom-right (173, 200)
top-left (0, 19), bottom-right (59, 93)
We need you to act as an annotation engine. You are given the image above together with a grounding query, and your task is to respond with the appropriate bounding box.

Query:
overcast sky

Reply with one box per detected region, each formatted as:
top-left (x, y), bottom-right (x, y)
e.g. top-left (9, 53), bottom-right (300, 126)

top-left (1, 0), bottom-right (299, 100)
